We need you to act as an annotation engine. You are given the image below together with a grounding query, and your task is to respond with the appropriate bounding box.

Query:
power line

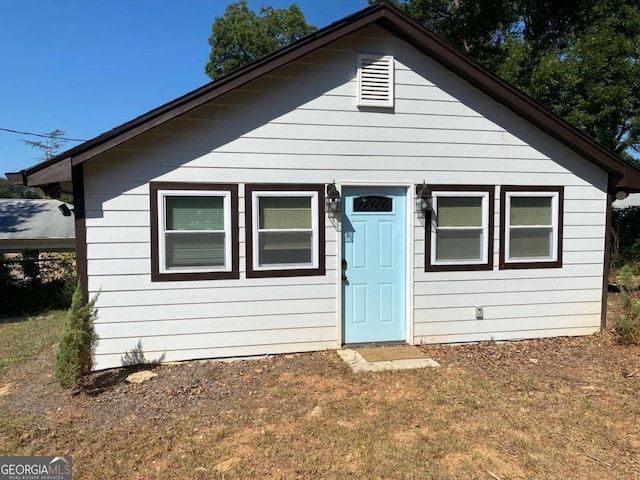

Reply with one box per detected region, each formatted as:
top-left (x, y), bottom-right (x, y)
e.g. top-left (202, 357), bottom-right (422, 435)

top-left (0, 127), bottom-right (86, 142)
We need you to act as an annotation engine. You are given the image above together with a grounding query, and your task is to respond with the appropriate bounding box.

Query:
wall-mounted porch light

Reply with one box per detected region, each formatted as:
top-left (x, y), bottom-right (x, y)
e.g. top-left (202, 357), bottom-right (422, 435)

top-left (615, 190), bottom-right (629, 201)
top-left (326, 182), bottom-right (341, 213)
top-left (415, 181), bottom-right (431, 214)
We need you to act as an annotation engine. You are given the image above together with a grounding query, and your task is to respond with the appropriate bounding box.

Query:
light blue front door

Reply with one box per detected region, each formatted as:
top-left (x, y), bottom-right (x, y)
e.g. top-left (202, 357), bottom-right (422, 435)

top-left (342, 187), bottom-right (406, 344)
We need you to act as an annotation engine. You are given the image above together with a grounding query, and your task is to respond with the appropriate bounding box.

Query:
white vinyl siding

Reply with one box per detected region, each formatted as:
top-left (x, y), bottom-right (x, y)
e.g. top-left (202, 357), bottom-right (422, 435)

top-left (505, 192), bottom-right (559, 262)
top-left (431, 192), bottom-right (489, 265)
top-left (159, 191), bottom-right (231, 272)
top-left (81, 24), bottom-right (607, 369)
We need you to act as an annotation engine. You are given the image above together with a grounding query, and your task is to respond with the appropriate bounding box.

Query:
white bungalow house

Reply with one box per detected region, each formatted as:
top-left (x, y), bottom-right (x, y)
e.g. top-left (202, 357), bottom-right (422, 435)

top-left (8, 2), bottom-right (640, 369)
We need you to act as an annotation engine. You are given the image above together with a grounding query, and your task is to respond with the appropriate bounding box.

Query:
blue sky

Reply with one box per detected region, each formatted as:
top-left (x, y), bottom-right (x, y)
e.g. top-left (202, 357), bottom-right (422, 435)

top-left (0, 0), bottom-right (369, 175)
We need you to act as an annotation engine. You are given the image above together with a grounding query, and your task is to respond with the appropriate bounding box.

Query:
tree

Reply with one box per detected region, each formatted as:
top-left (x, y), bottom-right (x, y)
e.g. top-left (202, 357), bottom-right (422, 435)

top-left (205, 1), bottom-right (316, 80)
top-left (373, 0), bottom-right (640, 159)
top-left (55, 283), bottom-right (99, 389)
top-left (22, 129), bottom-right (68, 162)
top-left (376, 0), bottom-right (518, 72)
top-left (20, 129), bottom-right (74, 202)
top-left (1, 129), bottom-right (68, 198)
top-left (0, 177), bottom-right (38, 199)
top-left (498, 0), bottom-right (640, 158)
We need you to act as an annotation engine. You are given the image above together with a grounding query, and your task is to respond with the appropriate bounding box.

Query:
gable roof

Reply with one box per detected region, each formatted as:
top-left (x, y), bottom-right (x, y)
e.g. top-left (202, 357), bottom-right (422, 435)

top-left (8, 1), bottom-right (640, 193)
top-left (0, 199), bottom-right (75, 251)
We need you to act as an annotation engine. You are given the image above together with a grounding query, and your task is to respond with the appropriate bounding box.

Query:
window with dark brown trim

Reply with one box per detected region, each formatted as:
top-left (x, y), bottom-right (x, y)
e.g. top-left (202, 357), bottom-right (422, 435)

top-left (425, 185), bottom-right (495, 272)
top-left (150, 182), bottom-right (239, 282)
top-left (499, 186), bottom-right (563, 270)
top-left (245, 184), bottom-right (325, 278)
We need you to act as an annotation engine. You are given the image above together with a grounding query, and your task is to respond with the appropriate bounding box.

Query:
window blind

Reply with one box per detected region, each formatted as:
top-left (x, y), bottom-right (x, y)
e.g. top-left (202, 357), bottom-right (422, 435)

top-left (436, 230), bottom-right (483, 260)
top-left (510, 197), bottom-right (551, 225)
top-left (437, 197), bottom-right (482, 227)
top-left (166, 196), bottom-right (224, 231)
top-left (510, 228), bottom-right (552, 258)
top-left (258, 231), bottom-right (312, 265)
top-left (165, 232), bottom-right (225, 268)
top-left (259, 197), bottom-right (311, 229)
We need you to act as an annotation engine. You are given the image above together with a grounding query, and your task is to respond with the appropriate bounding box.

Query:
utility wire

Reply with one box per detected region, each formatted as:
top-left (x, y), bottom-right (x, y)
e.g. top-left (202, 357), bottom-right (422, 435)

top-left (0, 127), bottom-right (86, 142)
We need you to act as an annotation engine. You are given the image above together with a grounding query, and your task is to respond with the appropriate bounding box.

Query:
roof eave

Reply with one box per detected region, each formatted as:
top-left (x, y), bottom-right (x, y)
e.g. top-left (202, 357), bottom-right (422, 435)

top-left (5, 171), bottom-right (25, 185)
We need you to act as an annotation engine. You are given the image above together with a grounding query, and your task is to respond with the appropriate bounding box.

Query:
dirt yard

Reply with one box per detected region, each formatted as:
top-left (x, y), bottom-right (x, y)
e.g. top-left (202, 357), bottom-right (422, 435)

top-left (1, 295), bottom-right (639, 479)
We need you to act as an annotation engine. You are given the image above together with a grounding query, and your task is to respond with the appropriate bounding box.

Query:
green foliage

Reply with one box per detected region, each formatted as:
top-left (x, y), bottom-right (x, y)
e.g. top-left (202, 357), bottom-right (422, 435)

top-left (1, 252), bottom-right (76, 316)
top-left (0, 177), bottom-right (38, 199)
top-left (613, 265), bottom-right (640, 345)
top-left (376, 0), bottom-right (517, 71)
top-left (55, 283), bottom-right (99, 389)
top-left (376, 0), bottom-right (640, 158)
top-left (205, 1), bottom-right (316, 80)
top-left (1, 278), bottom-right (76, 316)
top-left (513, 0), bottom-right (640, 156)
top-left (615, 315), bottom-right (640, 346)
top-left (611, 206), bottom-right (640, 267)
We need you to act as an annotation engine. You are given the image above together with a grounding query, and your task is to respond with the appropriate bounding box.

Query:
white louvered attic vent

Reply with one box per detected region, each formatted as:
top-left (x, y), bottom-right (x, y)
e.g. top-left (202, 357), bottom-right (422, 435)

top-left (357, 54), bottom-right (394, 108)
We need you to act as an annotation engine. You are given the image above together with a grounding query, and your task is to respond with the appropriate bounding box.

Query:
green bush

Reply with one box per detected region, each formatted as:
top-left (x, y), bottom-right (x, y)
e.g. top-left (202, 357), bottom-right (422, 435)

top-left (1, 278), bottom-right (76, 316)
top-left (613, 265), bottom-right (640, 346)
top-left (55, 283), bottom-right (99, 389)
top-left (0, 252), bottom-right (76, 316)
top-left (614, 315), bottom-right (640, 346)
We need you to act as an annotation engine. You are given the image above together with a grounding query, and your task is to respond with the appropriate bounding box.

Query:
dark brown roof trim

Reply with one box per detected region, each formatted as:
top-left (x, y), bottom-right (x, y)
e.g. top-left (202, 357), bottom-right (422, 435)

top-left (14, 0), bottom-right (640, 191)
top-left (5, 172), bottom-right (24, 184)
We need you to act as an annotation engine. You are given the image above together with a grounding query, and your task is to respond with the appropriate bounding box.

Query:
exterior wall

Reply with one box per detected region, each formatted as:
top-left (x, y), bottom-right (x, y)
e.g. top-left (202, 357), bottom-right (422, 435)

top-left (83, 25), bottom-right (607, 369)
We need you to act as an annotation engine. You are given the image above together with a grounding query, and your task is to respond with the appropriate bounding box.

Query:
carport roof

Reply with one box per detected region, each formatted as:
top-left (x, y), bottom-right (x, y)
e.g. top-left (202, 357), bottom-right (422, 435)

top-left (0, 199), bottom-right (75, 251)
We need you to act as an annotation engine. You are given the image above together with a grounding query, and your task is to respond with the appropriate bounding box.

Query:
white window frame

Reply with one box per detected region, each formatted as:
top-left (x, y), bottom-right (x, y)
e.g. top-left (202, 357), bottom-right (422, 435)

top-left (430, 190), bottom-right (491, 266)
top-left (251, 190), bottom-right (320, 272)
top-left (504, 190), bottom-right (560, 264)
top-left (157, 189), bottom-right (233, 274)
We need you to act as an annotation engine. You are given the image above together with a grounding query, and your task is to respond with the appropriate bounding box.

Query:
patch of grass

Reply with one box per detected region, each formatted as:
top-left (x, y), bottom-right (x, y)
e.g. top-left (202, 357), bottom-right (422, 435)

top-left (0, 413), bottom-right (42, 455)
top-left (0, 311), bottom-right (65, 381)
